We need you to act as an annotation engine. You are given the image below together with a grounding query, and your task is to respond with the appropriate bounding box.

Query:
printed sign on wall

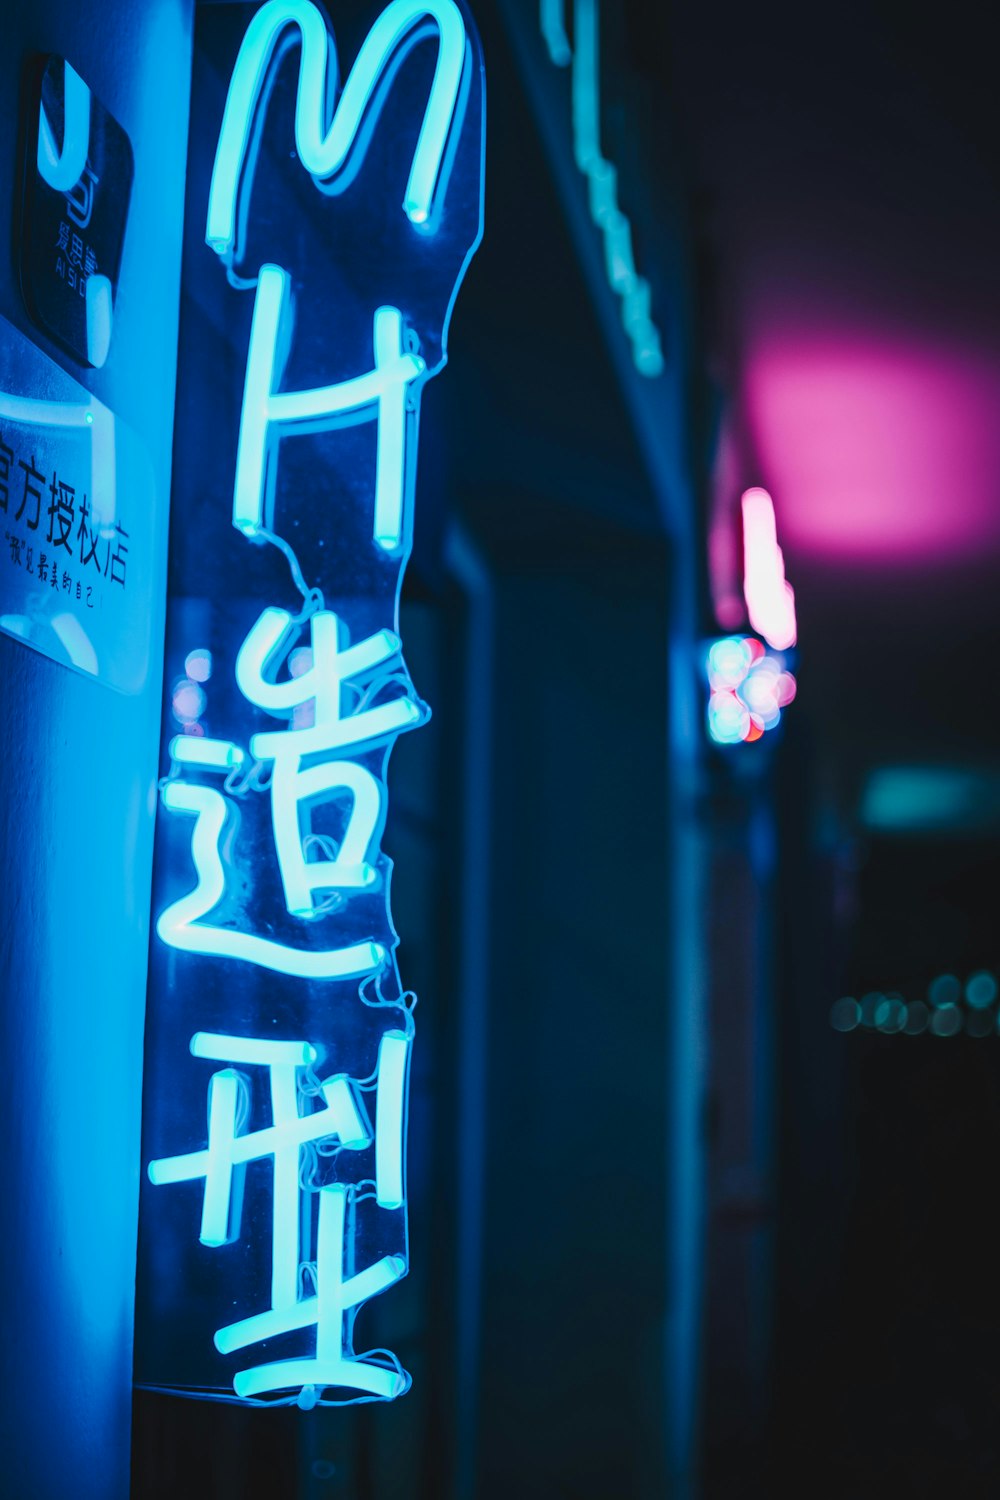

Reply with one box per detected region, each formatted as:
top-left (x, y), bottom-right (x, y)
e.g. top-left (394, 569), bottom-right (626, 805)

top-left (19, 56), bottom-right (134, 369)
top-left (0, 316), bottom-right (155, 692)
top-left (136, 0), bottom-right (484, 1407)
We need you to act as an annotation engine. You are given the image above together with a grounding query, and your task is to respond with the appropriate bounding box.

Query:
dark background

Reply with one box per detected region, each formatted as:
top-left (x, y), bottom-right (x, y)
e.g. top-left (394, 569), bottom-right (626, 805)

top-left (662, 0), bottom-right (1000, 1494)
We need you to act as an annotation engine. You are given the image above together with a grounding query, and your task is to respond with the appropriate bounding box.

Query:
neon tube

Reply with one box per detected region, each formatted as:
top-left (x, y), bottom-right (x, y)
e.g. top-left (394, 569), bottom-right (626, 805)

top-left (375, 1032), bottom-right (409, 1209)
top-left (540, 0), bottom-right (571, 66)
top-left (741, 487), bottom-right (797, 651)
top-left (231, 1185), bottom-right (406, 1398)
top-left (206, 0), bottom-right (468, 264)
top-left (233, 266), bottom-right (424, 540)
top-left (170, 737), bottom-right (246, 771)
top-left (191, 1034), bottom-right (316, 1066)
top-left (156, 781), bottom-right (386, 979)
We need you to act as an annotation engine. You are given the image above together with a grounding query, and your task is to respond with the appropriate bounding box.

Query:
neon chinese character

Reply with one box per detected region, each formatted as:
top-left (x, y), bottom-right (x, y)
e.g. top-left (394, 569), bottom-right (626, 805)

top-left (148, 1030), bottom-right (411, 1402)
top-left (236, 607), bottom-right (424, 915)
top-left (156, 735), bottom-right (387, 980)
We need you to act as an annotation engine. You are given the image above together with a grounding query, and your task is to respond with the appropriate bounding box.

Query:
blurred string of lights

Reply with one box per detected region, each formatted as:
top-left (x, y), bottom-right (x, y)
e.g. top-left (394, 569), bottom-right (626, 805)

top-left (171, 648), bottom-right (213, 736)
top-left (705, 486), bottom-right (798, 746)
top-left (830, 971), bottom-right (1000, 1038)
top-left (705, 635), bottom-right (797, 746)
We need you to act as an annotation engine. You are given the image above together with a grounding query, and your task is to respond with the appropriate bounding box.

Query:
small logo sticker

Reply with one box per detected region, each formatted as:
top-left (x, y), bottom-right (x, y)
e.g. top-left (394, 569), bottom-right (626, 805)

top-left (20, 57), bottom-right (134, 369)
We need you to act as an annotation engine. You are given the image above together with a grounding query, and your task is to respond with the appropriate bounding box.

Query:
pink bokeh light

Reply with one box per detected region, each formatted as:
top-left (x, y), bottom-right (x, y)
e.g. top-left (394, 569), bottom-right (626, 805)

top-left (745, 334), bottom-right (1000, 561)
top-left (742, 487), bottom-right (797, 649)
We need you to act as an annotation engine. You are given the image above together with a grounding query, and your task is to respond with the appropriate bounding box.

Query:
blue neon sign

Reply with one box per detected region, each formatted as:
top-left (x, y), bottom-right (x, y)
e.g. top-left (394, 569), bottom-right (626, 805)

top-left (539, 0), bottom-right (663, 378)
top-left (137, 0), bottom-right (484, 1407)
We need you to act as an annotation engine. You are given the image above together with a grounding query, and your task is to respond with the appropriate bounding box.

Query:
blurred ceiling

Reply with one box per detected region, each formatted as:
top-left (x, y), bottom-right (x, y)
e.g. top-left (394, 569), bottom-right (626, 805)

top-left (638, 0), bottom-right (1000, 792)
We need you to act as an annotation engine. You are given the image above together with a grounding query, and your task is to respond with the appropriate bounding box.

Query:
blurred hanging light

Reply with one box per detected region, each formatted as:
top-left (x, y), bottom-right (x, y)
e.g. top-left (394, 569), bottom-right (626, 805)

top-left (742, 487), bottom-right (797, 650)
top-left (706, 635), bottom-right (797, 746)
top-left (830, 969), bottom-right (998, 1038)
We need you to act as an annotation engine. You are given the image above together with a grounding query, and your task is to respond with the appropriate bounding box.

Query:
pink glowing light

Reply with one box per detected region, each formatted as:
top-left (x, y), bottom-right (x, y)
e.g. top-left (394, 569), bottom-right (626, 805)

top-left (171, 678), bottom-right (206, 725)
top-left (741, 487), bottom-right (797, 651)
top-left (745, 334), bottom-right (1000, 561)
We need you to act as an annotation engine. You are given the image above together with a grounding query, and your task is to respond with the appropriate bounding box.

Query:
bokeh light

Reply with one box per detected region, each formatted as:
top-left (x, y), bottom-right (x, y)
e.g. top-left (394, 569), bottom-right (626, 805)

top-left (928, 973), bottom-right (961, 1008)
top-left (706, 637), bottom-right (797, 746)
top-left (904, 1002), bottom-right (930, 1035)
top-left (965, 971), bottom-right (997, 1010)
top-left (184, 648), bottom-right (213, 683)
top-left (171, 677), bottom-right (206, 727)
top-left (929, 1004), bottom-right (962, 1037)
top-left (740, 658), bottom-right (783, 729)
top-left (707, 636), bottom-right (752, 690)
top-left (707, 688), bottom-right (751, 745)
top-left (289, 647), bottom-right (314, 679)
top-left (830, 997), bottom-right (860, 1032)
top-left (837, 970), bottom-right (998, 1041)
top-left (860, 992), bottom-right (882, 1028)
top-left (875, 995), bottom-right (906, 1034)
top-left (289, 648), bottom-right (317, 730)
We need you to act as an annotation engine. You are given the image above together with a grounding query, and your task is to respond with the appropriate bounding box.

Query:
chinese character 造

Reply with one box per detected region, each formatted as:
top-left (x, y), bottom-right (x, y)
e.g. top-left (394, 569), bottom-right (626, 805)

top-left (157, 612), bottom-right (422, 981)
top-left (240, 608), bottom-right (421, 919)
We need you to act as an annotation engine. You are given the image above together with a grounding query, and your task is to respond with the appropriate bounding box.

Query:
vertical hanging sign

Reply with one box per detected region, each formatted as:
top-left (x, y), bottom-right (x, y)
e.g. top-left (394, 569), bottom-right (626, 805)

top-left (136, 0), bottom-right (484, 1406)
